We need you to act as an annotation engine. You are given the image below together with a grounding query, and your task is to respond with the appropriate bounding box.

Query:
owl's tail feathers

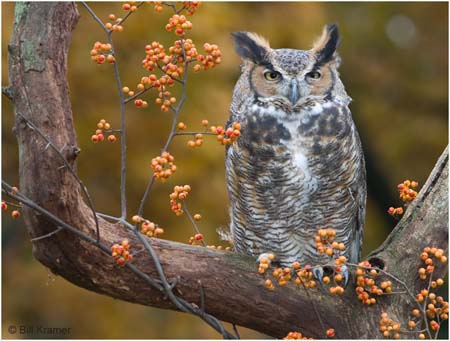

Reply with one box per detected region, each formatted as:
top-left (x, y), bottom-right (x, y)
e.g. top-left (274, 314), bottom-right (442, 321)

top-left (216, 226), bottom-right (233, 243)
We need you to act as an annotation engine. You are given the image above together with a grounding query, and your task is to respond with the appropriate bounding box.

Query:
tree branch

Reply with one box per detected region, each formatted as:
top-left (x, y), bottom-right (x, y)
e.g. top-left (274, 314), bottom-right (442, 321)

top-left (6, 2), bottom-right (448, 339)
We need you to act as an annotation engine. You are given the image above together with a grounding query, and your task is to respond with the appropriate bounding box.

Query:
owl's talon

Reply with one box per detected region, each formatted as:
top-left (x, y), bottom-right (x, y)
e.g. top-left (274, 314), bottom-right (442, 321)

top-left (341, 264), bottom-right (349, 287)
top-left (312, 267), bottom-right (324, 285)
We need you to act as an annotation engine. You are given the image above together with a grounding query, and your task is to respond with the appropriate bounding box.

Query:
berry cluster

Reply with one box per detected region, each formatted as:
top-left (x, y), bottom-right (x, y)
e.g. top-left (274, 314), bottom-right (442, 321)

top-left (183, 1), bottom-right (200, 15)
top-left (152, 1), bottom-right (164, 12)
top-left (210, 122), bottom-right (241, 145)
top-left (186, 134), bottom-right (204, 148)
top-left (90, 42), bottom-right (115, 64)
top-left (132, 215), bottom-right (164, 238)
top-left (104, 13), bottom-right (124, 32)
top-left (169, 185), bottom-right (191, 216)
top-left (188, 233), bottom-right (203, 245)
top-left (387, 179), bottom-right (419, 218)
top-left (283, 331), bottom-right (312, 340)
top-left (151, 151), bottom-right (176, 181)
top-left (398, 179), bottom-right (418, 202)
top-left (122, 2), bottom-right (138, 12)
top-left (258, 253), bottom-right (275, 274)
top-left (272, 267), bottom-right (294, 287)
top-left (259, 230), bottom-right (349, 292)
top-left (415, 246), bottom-right (448, 335)
top-left (195, 43), bottom-right (222, 71)
top-left (165, 14), bottom-right (193, 36)
top-left (294, 264), bottom-right (317, 289)
top-left (417, 246), bottom-right (447, 280)
top-left (91, 119), bottom-right (117, 143)
top-left (387, 206), bottom-right (403, 217)
top-left (2, 200), bottom-right (21, 219)
top-left (315, 228), bottom-right (345, 257)
top-left (111, 239), bottom-right (133, 266)
top-left (379, 312), bottom-right (401, 339)
top-left (407, 310), bottom-right (422, 338)
top-left (110, 3), bottom-right (221, 113)
top-left (3, 187), bottom-right (22, 219)
top-left (355, 261), bottom-right (393, 305)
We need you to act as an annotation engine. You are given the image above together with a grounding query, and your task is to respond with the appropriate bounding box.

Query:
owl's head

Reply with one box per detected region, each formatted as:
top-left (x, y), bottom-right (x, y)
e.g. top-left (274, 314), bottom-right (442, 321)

top-left (232, 24), bottom-right (349, 108)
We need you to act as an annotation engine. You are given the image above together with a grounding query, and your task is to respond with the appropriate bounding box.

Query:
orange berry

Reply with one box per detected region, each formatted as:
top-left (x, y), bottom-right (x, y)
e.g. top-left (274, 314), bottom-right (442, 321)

top-left (91, 134), bottom-right (99, 143)
top-left (193, 214), bottom-right (201, 221)
top-left (326, 328), bottom-right (335, 338)
top-left (11, 210), bottom-right (20, 219)
top-left (132, 215), bottom-right (142, 223)
top-left (107, 135), bottom-right (117, 143)
top-left (1, 201), bottom-right (7, 210)
top-left (177, 122), bottom-right (186, 130)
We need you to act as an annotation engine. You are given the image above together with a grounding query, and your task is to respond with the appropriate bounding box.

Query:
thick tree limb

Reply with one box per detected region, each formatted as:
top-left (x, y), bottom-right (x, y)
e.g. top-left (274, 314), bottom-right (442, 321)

top-left (6, 2), bottom-right (448, 338)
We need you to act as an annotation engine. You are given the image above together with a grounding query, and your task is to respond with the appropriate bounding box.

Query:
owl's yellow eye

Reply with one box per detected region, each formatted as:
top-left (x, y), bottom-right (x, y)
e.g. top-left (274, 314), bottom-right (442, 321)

top-left (306, 71), bottom-right (321, 80)
top-left (263, 70), bottom-right (281, 81)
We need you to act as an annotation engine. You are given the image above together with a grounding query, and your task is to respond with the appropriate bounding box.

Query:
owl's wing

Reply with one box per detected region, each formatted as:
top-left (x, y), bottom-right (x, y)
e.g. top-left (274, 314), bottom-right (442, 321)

top-left (350, 139), bottom-right (367, 264)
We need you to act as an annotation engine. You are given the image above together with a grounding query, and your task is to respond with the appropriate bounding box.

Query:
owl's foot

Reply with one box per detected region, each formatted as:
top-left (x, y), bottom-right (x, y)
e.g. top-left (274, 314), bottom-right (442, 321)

top-left (313, 264), bottom-right (349, 288)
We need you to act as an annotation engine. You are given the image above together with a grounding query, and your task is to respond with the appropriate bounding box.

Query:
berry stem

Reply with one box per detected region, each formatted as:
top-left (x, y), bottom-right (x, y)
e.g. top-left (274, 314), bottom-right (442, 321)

top-left (183, 202), bottom-right (206, 247)
top-left (137, 36), bottom-right (190, 218)
top-left (105, 31), bottom-right (128, 220)
top-left (174, 131), bottom-right (216, 136)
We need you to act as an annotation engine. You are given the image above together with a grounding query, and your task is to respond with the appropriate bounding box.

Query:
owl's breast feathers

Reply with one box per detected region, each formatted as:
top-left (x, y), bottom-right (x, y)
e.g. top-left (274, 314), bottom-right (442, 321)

top-left (226, 101), bottom-right (366, 265)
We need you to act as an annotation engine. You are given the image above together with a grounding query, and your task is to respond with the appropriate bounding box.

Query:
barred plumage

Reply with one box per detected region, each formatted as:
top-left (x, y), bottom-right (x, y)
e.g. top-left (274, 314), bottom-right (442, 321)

top-left (226, 25), bottom-right (366, 267)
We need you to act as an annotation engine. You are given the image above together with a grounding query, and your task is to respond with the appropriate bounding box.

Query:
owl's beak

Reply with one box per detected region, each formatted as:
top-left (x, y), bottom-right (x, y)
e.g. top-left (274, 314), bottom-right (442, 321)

top-left (288, 80), bottom-right (300, 105)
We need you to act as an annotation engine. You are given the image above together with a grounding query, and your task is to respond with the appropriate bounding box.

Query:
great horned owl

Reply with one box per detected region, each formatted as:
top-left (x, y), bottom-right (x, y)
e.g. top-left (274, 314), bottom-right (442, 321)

top-left (226, 24), bottom-right (366, 268)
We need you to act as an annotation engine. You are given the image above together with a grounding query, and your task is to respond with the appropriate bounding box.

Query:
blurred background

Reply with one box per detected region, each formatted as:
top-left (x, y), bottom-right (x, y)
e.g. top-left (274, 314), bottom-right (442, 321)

top-left (2, 1), bottom-right (448, 339)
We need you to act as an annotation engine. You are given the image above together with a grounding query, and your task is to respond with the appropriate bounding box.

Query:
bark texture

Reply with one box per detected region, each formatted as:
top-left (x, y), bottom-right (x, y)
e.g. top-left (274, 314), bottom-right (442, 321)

top-left (6, 2), bottom-right (448, 339)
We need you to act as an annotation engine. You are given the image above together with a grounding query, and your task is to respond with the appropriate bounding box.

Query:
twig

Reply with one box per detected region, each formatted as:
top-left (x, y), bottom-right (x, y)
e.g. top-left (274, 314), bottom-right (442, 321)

top-left (124, 85), bottom-right (155, 104)
top-left (2, 86), bottom-right (13, 100)
top-left (137, 36), bottom-right (190, 218)
top-left (31, 226), bottom-right (64, 242)
top-left (183, 202), bottom-right (206, 247)
top-left (80, 2), bottom-right (109, 34)
top-left (2, 200), bottom-right (22, 208)
top-left (174, 131), bottom-right (216, 136)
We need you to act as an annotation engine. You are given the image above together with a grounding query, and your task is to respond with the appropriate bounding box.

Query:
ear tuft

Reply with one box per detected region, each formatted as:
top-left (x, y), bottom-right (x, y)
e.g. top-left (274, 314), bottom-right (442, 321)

top-left (231, 32), bottom-right (271, 65)
top-left (312, 24), bottom-right (341, 66)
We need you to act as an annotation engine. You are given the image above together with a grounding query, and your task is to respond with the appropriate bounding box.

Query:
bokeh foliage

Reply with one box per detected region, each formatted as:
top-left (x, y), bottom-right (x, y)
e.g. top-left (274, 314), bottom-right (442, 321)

top-left (2, 2), bottom-right (448, 339)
